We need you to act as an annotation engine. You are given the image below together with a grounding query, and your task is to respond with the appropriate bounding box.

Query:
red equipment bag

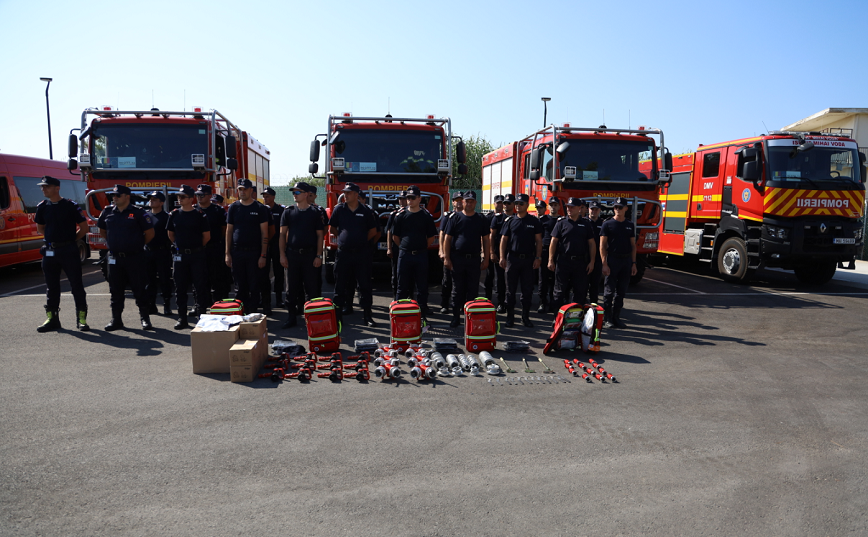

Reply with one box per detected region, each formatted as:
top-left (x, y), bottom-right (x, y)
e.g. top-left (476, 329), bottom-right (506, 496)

top-left (304, 297), bottom-right (341, 353)
top-left (389, 299), bottom-right (423, 351)
top-left (463, 297), bottom-right (499, 352)
top-left (208, 298), bottom-right (244, 315)
top-left (580, 303), bottom-right (604, 354)
top-left (543, 303), bottom-right (586, 355)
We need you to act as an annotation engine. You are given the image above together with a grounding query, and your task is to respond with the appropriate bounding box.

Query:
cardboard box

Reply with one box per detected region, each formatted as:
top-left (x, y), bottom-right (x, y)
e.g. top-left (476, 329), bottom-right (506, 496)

top-left (229, 338), bottom-right (264, 368)
top-left (256, 331), bottom-right (269, 361)
top-left (239, 317), bottom-right (267, 340)
top-left (229, 365), bottom-right (257, 383)
top-left (191, 325), bottom-right (240, 374)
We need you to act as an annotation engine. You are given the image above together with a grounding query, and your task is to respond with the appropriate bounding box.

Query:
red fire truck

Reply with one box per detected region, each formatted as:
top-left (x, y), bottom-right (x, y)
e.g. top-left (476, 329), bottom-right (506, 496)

top-left (67, 106), bottom-right (269, 255)
top-left (482, 124), bottom-right (671, 283)
top-left (307, 113), bottom-right (466, 283)
top-left (646, 131), bottom-right (866, 285)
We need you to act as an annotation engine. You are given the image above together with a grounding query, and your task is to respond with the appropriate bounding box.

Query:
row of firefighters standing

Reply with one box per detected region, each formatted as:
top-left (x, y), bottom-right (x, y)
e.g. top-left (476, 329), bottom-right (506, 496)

top-left (35, 176), bottom-right (637, 333)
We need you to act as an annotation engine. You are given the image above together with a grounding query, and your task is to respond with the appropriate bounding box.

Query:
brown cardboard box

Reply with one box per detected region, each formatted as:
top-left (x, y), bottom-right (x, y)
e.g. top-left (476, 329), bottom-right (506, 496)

top-left (229, 338), bottom-right (262, 367)
top-left (229, 365), bottom-right (257, 383)
top-left (239, 317), bottom-right (267, 340)
top-left (191, 326), bottom-right (240, 374)
top-left (255, 331), bottom-right (269, 361)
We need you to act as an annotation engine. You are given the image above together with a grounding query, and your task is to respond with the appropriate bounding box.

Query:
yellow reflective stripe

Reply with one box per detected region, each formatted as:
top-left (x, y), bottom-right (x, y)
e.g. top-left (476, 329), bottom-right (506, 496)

top-left (306, 307), bottom-right (335, 314)
top-left (392, 336), bottom-right (421, 342)
top-left (665, 194), bottom-right (689, 200)
top-left (309, 334), bottom-right (338, 341)
top-left (691, 194), bottom-right (721, 202)
top-left (468, 308), bottom-right (496, 312)
top-left (665, 211), bottom-right (687, 218)
top-left (391, 309), bottom-right (421, 315)
top-left (467, 334), bottom-right (495, 340)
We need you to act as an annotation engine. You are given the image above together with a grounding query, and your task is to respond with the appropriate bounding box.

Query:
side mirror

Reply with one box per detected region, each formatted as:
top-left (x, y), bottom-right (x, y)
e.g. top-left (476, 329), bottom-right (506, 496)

top-left (556, 141), bottom-right (570, 157)
top-left (530, 169), bottom-right (540, 181)
top-left (226, 158), bottom-right (238, 171)
top-left (860, 152), bottom-right (867, 183)
top-left (309, 162), bottom-right (319, 174)
top-left (225, 136), bottom-right (237, 158)
top-left (456, 141), bottom-right (467, 164)
top-left (664, 152), bottom-right (673, 171)
top-left (67, 134), bottom-right (78, 158)
top-left (309, 140), bottom-right (320, 162)
top-left (67, 159), bottom-right (78, 171)
top-left (530, 148), bottom-right (540, 170)
top-left (743, 160), bottom-right (760, 182)
top-left (457, 164), bottom-right (468, 175)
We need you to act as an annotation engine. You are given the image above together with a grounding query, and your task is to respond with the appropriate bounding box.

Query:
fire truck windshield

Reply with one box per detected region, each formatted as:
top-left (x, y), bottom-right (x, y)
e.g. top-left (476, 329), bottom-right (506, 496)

top-left (551, 139), bottom-right (655, 182)
top-left (334, 129), bottom-right (444, 179)
top-left (91, 123), bottom-right (207, 170)
top-left (766, 146), bottom-right (862, 185)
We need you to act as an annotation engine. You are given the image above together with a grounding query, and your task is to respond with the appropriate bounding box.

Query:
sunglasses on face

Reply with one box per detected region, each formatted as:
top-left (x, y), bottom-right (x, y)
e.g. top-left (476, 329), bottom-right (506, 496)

top-left (515, 201), bottom-right (527, 206)
top-left (177, 195), bottom-right (189, 200)
top-left (195, 193), bottom-right (207, 197)
top-left (503, 201), bottom-right (513, 205)
top-left (406, 195), bottom-right (417, 201)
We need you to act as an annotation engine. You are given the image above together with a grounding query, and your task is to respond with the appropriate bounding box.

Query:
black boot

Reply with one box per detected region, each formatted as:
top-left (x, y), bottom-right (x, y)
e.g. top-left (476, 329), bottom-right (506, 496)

top-left (76, 309), bottom-right (90, 331)
top-left (163, 302), bottom-right (172, 316)
top-left (37, 306), bottom-right (61, 333)
top-left (537, 301), bottom-right (547, 314)
top-left (613, 307), bottom-right (627, 329)
top-left (603, 312), bottom-right (615, 330)
top-left (105, 313), bottom-right (124, 331)
top-left (174, 315), bottom-right (189, 330)
top-left (450, 315), bottom-right (461, 328)
top-left (281, 314), bottom-right (297, 329)
top-left (363, 309), bottom-right (377, 328)
top-left (505, 308), bottom-right (515, 328)
top-left (521, 309), bottom-right (533, 328)
top-left (141, 315), bottom-right (154, 330)
top-left (496, 304), bottom-right (506, 314)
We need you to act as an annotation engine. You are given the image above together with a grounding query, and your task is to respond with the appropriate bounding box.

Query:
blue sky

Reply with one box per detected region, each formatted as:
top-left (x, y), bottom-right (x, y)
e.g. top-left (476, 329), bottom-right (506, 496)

top-left (2, 0), bottom-right (866, 184)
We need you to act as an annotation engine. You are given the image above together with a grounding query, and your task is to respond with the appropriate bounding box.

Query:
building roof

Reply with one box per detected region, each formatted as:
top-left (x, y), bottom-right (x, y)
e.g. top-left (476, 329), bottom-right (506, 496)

top-left (782, 108), bottom-right (868, 131)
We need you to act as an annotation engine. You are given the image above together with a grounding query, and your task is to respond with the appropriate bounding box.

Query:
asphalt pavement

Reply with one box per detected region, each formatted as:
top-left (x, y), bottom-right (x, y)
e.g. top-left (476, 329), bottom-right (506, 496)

top-left (1, 258), bottom-right (867, 536)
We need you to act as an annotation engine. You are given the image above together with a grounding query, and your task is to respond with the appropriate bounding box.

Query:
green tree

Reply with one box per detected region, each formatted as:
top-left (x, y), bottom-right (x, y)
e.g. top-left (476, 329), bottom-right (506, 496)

top-left (451, 133), bottom-right (496, 191)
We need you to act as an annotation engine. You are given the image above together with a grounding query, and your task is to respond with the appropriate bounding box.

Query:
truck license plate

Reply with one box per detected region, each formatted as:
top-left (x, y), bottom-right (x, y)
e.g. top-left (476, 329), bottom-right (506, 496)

top-left (832, 238), bottom-right (856, 244)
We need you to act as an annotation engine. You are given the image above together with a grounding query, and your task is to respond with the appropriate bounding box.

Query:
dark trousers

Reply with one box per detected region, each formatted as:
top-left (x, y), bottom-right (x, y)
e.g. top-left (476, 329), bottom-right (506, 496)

top-left (146, 248), bottom-right (173, 306)
top-left (333, 248), bottom-right (372, 311)
top-left (604, 256), bottom-right (632, 314)
top-left (538, 247), bottom-right (555, 305)
top-left (554, 256), bottom-right (590, 308)
top-left (285, 251), bottom-right (319, 316)
top-left (588, 253), bottom-right (603, 304)
top-left (390, 252), bottom-right (399, 300)
top-left (488, 260), bottom-right (506, 306)
top-left (231, 249), bottom-right (262, 312)
top-left (174, 251), bottom-right (210, 315)
top-left (441, 262), bottom-right (453, 308)
top-left (259, 243), bottom-right (284, 308)
top-left (505, 254), bottom-right (534, 311)
top-left (206, 241), bottom-right (230, 301)
top-left (397, 250), bottom-right (429, 310)
top-left (450, 254), bottom-right (480, 317)
top-left (108, 251), bottom-right (149, 316)
top-left (41, 244), bottom-right (87, 311)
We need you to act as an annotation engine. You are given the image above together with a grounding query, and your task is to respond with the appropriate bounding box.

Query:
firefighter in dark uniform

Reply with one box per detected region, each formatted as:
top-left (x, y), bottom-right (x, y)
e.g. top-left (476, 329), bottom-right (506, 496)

top-left (586, 200), bottom-right (604, 304)
top-left (385, 190), bottom-right (409, 301)
top-left (292, 185), bottom-right (328, 314)
top-left (443, 191), bottom-right (490, 328)
top-left (144, 191), bottom-right (173, 315)
top-left (259, 187), bottom-right (285, 314)
top-left (195, 184), bottom-right (228, 306)
top-left (98, 184), bottom-right (156, 330)
top-left (211, 193), bottom-right (234, 301)
top-left (600, 197), bottom-right (637, 329)
top-left (490, 193), bottom-right (515, 313)
top-left (279, 182), bottom-right (324, 329)
top-left (484, 194), bottom-right (505, 301)
top-left (391, 185), bottom-right (438, 318)
top-left (499, 193), bottom-right (542, 327)
top-left (438, 191), bottom-right (464, 314)
top-left (34, 176), bottom-right (89, 332)
top-left (537, 197), bottom-right (561, 313)
top-left (548, 197), bottom-right (596, 310)
top-left (166, 185), bottom-right (211, 329)
top-left (329, 182), bottom-right (379, 327)
top-left (225, 178), bottom-right (270, 313)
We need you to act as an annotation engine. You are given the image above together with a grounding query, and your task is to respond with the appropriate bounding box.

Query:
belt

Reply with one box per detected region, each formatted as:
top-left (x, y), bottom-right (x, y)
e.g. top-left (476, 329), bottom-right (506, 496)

top-left (566, 255), bottom-right (586, 261)
top-left (288, 247), bottom-right (315, 255)
top-left (178, 247), bottom-right (204, 254)
top-left (111, 251), bottom-right (141, 258)
top-left (454, 253), bottom-right (475, 259)
top-left (338, 247), bottom-right (362, 253)
top-left (509, 252), bottom-right (533, 259)
top-left (146, 244), bottom-right (170, 251)
top-left (46, 240), bottom-right (75, 248)
top-left (400, 249), bottom-right (425, 255)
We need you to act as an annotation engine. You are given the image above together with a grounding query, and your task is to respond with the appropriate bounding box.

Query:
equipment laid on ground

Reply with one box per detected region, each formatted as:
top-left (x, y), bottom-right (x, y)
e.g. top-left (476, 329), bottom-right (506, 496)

top-left (304, 297), bottom-right (341, 353)
top-left (433, 338), bottom-right (459, 352)
top-left (373, 355), bottom-right (402, 380)
top-left (589, 357), bottom-right (617, 382)
top-left (575, 359), bottom-right (604, 382)
top-left (581, 304), bottom-right (604, 354)
top-left (522, 358), bottom-right (535, 373)
top-left (354, 338), bottom-right (380, 353)
top-left (502, 340), bottom-right (530, 352)
top-left (536, 357), bottom-right (554, 374)
top-left (463, 297), bottom-right (499, 352)
top-left (208, 298), bottom-right (244, 316)
top-left (499, 357), bottom-right (517, 374)
top-left (389, 299), bottom-right (424, 351)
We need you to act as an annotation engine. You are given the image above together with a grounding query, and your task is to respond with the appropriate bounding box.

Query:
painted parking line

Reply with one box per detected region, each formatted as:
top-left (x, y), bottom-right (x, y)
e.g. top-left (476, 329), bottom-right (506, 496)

top-left (642, 277), bottom-right (706, 294)
top-left (0, 270), bottom-right (103, 298)
top-left (632, 291), bottom-right (868, 297)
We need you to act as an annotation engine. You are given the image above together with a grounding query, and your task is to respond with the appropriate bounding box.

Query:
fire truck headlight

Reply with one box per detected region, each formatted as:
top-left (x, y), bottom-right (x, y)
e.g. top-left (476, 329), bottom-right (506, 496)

top-left (642, 232), bottom-right (658, 249)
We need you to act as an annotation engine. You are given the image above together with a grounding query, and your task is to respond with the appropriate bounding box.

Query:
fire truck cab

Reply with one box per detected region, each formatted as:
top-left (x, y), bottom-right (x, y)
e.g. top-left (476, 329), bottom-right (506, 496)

top-left (308, 114), bottom-right (466, 283)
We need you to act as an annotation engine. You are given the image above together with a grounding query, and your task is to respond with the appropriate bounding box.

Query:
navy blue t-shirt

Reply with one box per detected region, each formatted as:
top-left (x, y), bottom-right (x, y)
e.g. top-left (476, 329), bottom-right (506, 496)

top-left (392, 208), bottom-right (437, 251)
top-left (280, 205), bottom-right (324, 250)
top-left (539, 214), bottom-right (558, 244)
top-left (227, 200), bottom-right (270, 249)
top-left (166, 208), bottom-right (210, 250)
top-left (500, 214), bottom-right (543, 255)
top-left (328, 202), bottom-right (377, 250)
top-left (551, 216), bottom-right (594, 257)
top-left (600, 218), bottom-right (635, 255)
top-left (266, 203), bottom-right (285, 245)
top-left (97, 204), bottom-right (154, 253)
top-left (199, 203), bottom-right (226, 244)
top-left (34, 198), bottom-right (85, 243)
top-left (444, 211), bottom-right (488, 254)
top-left (146, 210), bottom-right (170, 248)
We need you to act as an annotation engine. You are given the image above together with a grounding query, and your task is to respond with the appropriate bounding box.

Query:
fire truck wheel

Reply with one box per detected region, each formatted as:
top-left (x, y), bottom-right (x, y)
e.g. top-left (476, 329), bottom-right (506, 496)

top-left (325, 263), bottom-right (335, 285)
top-left (716, 237), bottom-right (752, 283)
top-left (793, 261), bottom-right (837, 286)
top-left (77, 240), bottom-right (91, 265)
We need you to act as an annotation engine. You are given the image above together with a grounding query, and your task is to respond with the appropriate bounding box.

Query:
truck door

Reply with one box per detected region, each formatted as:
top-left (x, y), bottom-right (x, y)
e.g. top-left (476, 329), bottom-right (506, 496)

top-left (694, 150), bottom-right (723, 218)
top-left (659, 171), bottom-right (691, 255)
top-left (0, 175), bottom-right (19, 261)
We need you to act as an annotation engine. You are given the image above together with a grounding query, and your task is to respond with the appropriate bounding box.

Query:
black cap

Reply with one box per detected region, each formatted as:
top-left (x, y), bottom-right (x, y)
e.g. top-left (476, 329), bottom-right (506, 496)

top-left (535, 198), bottom-right (547, 206)
top-left (613, 196), bottom-right (628, 207)
top-left (37, 176), bottom-right (60, 187)
top-left (211, 194), bottom-right (225, 204)
top-left (195, 184), bottom-right (212, 195)
top-left (293, 181), bottom-right (312, 193)
top-left (463, 191), bottom-right (477, 201)
top-left (588, 200), bottom-right (601, 209)
top-left (566, 197), bottom-right (583, 207)
top-left (237, 178), bottom-right (254, 189)
top-left (406, 185), bottom-right (421, 197)
top-left (147, 190), bottom-right (166, 202)
top-left (177, 185), bottom-right (196, 197)
top-left (451, 191), bottom-right (463, 200)
top-left (503, 194), bottom-right (516, 203)
top-left (308, 184), bottom-right (317, 195)
top-left (549, 197), bottom-right (561, 205)
top-left (112, 184), bottom-right (132, 195)
top-left (342, 182), bottom-right (361, 193)
top-left (262, 187), bottom-right (276, 196)
top-left (515, 193), bottom-right (530, 203)
top-left (493, 194), bottom-right (504, 203)
top-left (397, 190), bottom-right (408, 199)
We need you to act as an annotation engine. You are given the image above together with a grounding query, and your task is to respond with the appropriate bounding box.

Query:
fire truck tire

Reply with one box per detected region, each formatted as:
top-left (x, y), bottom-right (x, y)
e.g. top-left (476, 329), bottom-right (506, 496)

top-left (77, 240), bottom-right (91, 265)
top-left (325, 263), bottom-right (335, 285)
top-left (716, 237), bottom-right (752, 283)
top-left (793, 261), bottom-right (837, 286)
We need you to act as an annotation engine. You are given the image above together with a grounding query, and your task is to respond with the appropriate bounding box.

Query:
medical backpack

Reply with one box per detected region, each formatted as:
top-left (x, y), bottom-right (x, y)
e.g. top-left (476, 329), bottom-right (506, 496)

top-left (543, 303), bottom-right (586, 355)
top-left (208, 298), bottom-right (244, 316)
top-left (389, 299), bottom-right (423, 351)
top-left (463, 297), bottom-right (499, 352)
top-left (304, 297), bottom-right (341, 353)
top-left (580, 303), bottom-right (604, 354)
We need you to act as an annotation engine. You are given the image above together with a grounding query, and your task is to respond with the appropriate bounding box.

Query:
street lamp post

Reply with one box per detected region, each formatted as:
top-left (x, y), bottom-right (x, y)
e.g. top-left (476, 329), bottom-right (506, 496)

top-left (40, 77), bottom-right (53, 159)
top-left (541, 97), bottom-right (551, 128)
